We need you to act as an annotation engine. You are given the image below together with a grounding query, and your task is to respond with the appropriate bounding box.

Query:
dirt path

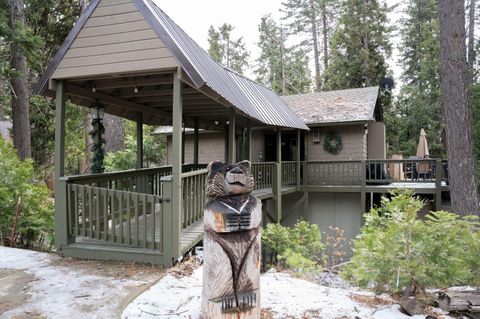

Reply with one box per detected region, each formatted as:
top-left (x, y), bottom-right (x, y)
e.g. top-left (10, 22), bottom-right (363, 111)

top-left (0, 247), bottom-right (165, 319)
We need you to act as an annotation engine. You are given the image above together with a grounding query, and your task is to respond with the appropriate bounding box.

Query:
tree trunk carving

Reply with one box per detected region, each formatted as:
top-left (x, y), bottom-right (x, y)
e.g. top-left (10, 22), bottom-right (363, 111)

top-left (202, 161), bottom-right (262, 319)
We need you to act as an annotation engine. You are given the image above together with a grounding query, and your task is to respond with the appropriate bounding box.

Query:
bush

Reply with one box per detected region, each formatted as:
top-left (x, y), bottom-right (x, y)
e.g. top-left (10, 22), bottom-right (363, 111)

top-left (342, 190), bottom-right (480, 294)
top-left (104, 123), bottom-right (165, 172)
top-left (0, 137), bottom-right (54, 248)
top-left (262, 220), bottom-right (325, 274)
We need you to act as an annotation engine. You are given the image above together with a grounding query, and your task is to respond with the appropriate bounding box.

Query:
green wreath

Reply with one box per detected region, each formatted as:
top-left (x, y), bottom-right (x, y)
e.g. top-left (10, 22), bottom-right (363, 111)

top-left (323, 132), bottom-right (342, 155)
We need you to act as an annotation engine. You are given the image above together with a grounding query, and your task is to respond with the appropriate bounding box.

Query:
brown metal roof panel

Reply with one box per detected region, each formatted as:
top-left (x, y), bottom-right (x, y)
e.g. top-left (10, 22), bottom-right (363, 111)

top-left (136, 0), bottom-right (308, 130)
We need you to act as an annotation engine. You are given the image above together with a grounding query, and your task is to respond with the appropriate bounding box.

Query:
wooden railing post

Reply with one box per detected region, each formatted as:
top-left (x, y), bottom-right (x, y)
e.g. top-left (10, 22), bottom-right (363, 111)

top-left (161, 176), bottom-right (176, 265)
top-left (296, 130), bottom-right (301, 189)
top-left (360, 160), bottom-right (366, 214)
top-left (435, 159), bottom-right (443, 211)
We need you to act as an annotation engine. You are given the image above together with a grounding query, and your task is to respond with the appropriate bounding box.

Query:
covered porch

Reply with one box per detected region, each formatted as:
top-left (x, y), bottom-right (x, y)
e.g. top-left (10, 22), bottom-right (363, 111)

top-left (34, 0), bottom-right (307, 266)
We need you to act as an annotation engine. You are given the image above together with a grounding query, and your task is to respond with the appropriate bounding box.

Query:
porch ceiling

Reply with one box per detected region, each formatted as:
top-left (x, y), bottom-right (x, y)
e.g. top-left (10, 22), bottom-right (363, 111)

top-left (56, 71), bottom-right (257, 130)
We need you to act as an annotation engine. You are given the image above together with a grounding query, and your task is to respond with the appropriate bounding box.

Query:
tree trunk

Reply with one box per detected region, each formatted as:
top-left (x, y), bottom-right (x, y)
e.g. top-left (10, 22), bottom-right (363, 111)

top-left (103, 114), bottom-right (125, 153)
top-left (438, 0), bottom-right (479, 215)
top-left (467, 0), bottom-right (476, 85)
top-left (8, 0), bottom-right (32, 160)
top-left (80, 113), bottom-right (92, 174)
top-left (321, 1), bottom-right (328, 75)
top-left (309, 0), bottom-right (321, 91)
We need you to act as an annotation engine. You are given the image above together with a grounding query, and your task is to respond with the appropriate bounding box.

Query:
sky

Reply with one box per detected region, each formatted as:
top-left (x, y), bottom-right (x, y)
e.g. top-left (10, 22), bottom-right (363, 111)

top-left (152, 0), bottom-right (405, 86)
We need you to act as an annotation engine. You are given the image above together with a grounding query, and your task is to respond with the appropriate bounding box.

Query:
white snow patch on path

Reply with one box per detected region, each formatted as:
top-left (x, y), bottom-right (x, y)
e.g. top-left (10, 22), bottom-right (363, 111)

top-left (0, 247), bottom-right (146, 319)
top-left (122, 266), bottom-right (446, 319)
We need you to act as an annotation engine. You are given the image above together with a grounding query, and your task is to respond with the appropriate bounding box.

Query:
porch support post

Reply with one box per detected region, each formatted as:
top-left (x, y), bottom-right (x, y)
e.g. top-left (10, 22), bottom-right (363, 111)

top-left (171, 71), bottom-right (183, 261)
top-left (435, 159), bottom-right (443, 211)
top-left (228, 108), bottom-right (236, 163)
top-left (360, 160), bottom-right (367, 214)
top-left (274, 127), bottom-right (282, 223)
top-left (193, 118), bottom-right (199, 165)
top-left (247, 121), bottom-right (252, 161)
top-left (54, 80), bottom-right (73, 249)
top-left (296, 129), bottom-right (301, 189)
top-left (136, 113), bottom-right (143, 169)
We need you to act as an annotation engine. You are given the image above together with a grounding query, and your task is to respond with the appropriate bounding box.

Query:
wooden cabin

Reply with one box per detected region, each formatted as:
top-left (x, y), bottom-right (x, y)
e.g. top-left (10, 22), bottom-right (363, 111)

top-left (35, 0), bottom-right (449, 265)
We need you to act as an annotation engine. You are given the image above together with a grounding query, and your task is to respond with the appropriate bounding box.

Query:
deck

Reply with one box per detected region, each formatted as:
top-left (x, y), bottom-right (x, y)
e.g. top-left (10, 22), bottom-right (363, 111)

top-left (59, 159), bottom-right (448, 266)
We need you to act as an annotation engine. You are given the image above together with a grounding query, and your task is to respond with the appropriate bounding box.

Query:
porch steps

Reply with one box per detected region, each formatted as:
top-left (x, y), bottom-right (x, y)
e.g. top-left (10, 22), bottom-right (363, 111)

top-left (180, 220), bottom-right (203, 255)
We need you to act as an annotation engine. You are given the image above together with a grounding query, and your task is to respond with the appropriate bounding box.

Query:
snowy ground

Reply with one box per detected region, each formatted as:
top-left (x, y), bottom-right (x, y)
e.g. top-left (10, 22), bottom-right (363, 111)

top-left (0, 247), bottom-right (163, 319)
top-left (122, 266), bottom-right (452, 319)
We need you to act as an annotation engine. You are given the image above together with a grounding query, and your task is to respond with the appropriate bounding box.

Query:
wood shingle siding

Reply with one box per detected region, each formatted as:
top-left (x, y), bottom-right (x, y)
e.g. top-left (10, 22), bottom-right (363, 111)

top-left (51, 0), bottom-right (177, 80)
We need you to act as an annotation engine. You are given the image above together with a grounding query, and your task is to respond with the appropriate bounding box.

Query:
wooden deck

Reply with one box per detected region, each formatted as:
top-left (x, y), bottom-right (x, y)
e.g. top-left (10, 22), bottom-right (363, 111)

top-left (72, 185), bottom-right (298, 258)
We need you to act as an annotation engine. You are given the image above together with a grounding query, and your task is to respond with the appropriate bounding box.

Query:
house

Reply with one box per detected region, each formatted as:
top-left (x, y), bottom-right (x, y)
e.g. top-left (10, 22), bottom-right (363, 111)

top-left (158, 86), bottom-right (387, 243)
top-left (34, 0), bottom-right (448, 265)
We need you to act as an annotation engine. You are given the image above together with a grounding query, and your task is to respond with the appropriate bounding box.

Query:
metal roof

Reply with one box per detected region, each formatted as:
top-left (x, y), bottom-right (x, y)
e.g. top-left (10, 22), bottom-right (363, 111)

top-left (281, 86), bottom-right (380, 125)
top-left (34, 0), bottom-right (307, 130)
top-left (136, 0), bottom-right (308, 130)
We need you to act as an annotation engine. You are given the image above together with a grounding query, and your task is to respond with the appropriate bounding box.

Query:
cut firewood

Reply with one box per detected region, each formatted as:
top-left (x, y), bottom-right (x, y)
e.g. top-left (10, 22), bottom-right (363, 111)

top-left (437, 288), bottom-right (480, 317)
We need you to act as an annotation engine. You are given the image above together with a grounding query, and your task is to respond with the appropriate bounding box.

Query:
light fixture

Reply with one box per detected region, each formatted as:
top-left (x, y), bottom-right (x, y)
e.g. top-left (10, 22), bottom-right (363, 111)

top-left (134, 78), bottom-right (139, 94)
top-left (214, 120), bottom-right (219, 125)
top-left (90, 99), bottom-right (105, 120)
top-left (91, 84), bottom-right (97, 93)
top-left (226, 121), bottom-right (230, 125)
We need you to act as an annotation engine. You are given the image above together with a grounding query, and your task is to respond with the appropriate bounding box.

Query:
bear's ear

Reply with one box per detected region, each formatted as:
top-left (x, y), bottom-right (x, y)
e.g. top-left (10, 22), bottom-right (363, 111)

top-left (238, 160), bottom-right (251, 169)
top-left (207, 161), bottom-right (224, 173)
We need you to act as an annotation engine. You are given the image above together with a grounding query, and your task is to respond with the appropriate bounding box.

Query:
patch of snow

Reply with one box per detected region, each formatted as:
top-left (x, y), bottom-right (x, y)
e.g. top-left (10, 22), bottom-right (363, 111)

top-left (0, 247), bottom-right (145, 319)
top-left (122, 267), bottom-right (447, 319)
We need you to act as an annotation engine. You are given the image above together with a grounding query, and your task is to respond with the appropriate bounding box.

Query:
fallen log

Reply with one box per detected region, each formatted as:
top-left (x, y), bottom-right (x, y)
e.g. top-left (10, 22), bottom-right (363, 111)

top-left (437, 288), bottom-right (480, 318)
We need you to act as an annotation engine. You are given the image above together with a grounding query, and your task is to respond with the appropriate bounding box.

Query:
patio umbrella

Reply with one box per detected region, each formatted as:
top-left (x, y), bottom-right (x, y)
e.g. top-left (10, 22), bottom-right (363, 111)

top-left (416, 128), bottom-right (430, 158)
top-left (416, 128), bottom-right (430, 175)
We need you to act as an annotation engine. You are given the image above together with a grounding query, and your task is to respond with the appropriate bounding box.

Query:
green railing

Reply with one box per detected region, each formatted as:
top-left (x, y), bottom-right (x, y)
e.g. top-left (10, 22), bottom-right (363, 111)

top-left (281, 161), bottom-right (297, 186)
top-left (251, 162), bottom-right (275, 189)
top-left (305, 159), bottom-right (446, 186)
top-left (66, 183), bottom-right (166, 250)
top-left (181, 169), bottom-right (208, 229)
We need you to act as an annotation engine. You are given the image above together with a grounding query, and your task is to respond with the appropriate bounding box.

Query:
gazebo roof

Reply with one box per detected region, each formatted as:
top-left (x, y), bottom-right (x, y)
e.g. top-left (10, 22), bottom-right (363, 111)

top-left (34, 0), bottom-right (308, 130)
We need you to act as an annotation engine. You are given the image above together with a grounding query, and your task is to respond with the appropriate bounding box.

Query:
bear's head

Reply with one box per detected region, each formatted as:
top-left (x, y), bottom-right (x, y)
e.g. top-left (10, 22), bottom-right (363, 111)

top-left (206, 160), bottom-right (254, 197)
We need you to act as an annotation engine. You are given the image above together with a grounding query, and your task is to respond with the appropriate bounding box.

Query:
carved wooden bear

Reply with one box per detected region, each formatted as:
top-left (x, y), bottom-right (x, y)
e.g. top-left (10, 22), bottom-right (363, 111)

top-left (202, 160), bottom-right (262, 319)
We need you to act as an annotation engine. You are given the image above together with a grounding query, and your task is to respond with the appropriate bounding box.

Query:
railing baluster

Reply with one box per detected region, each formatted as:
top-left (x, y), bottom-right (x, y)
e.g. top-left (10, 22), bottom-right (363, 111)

top-left (151, 196), bottom-right (155, 249)
top-left (127, 192), bottom-right (131, 246)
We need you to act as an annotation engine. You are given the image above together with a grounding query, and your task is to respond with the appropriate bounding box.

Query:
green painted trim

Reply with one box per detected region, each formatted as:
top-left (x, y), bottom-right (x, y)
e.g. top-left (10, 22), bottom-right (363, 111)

top-left (274, 128), bottom-right (282, 223)
top-left (54, 80), bottom-right (73, 249)
top-left (136, 114), bottom-right (143, 169)
top-left (228, 108), bottom-right (236, 163)
top-left (296, 129), bottom-right (301, 188)
top-left (247, 121), bottom-right (252, 161)
top-left (193, 118), bottom-right (199, 165)
top-left (360, 160), bottom-right (366, 214)
top-left (435, 159), bottom-right (443, 210)
top-left (171, 71), bottom-right (182, 261)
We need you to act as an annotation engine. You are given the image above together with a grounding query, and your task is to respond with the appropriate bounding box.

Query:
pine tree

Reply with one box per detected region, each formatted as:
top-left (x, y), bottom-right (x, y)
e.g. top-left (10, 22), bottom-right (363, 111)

top-left (323, 0), bottom-right (391, 90)
top-left (281, 0), bottom-right (336, 91)
top-left (207, 23), bottom-right (249, 74)
top-left (255, 15), bottom-right (311, 95)
top-left (389, 0), bottom-right (444, 157)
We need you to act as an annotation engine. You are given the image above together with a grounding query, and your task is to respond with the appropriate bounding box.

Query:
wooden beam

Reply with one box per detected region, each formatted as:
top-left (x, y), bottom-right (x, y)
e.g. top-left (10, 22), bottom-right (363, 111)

top-left (119, 87), bottom-right (198, 98)
top-left (93, 74), bottom-right (173, 90)
top-left (54, 80), bottom-right (73, 248)
top-left (296, 129), bottom-right (301, 189)
top-left (228, 108), bottom-right (236, 163)
top-left (132, 94), bottom-right (213, 104)
top-left (171, 71), bottom-right (182, 260)
top-left (67, 84), bottom-right (171, 118)
top-left (247, 121), bottom-right (252, 161)
top-left (274, 128), bottom-right (282, 223)
top-left (136, 113), bottom-right (143, 169)
top-left (193, 118), bottom-right (199, 165)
